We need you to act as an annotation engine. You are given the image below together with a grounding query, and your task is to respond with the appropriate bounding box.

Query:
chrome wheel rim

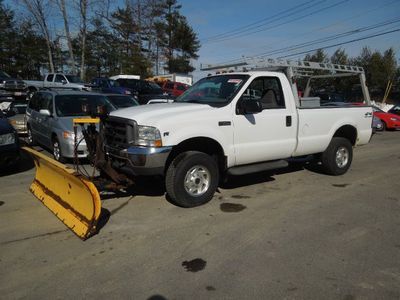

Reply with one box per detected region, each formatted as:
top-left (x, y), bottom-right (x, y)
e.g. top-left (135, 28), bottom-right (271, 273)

top-left (27, 129), bottom-right (33, 144)
top-left (53, 141), bottom-right (61, 161)
top-left (184, 165), bottom-right (211, 196)
top-left (336, 146), bottom-right (349, 168)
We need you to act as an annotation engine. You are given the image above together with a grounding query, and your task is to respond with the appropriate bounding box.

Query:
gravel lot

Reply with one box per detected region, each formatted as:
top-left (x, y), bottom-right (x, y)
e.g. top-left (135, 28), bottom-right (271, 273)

top-left (0, 132), bottom-right (399, 299)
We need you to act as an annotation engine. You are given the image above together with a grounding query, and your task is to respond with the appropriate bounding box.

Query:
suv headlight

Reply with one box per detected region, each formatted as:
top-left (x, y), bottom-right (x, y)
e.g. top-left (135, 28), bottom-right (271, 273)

top-left (137, 125), bottom-right (162, 147)
top-left (0, 132), bottom-right (16, 145)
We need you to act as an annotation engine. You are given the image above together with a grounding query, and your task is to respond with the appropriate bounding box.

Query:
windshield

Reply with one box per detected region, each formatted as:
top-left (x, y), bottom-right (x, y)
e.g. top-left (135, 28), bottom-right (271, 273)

top-left (176, 74), bottom-right (249, 105)
top-left (0, 71), bottom-right (11, 78)
top-left (107, 95), bottom-right (139, 108)
top-left (55, 94), bottom-right (115, 117)
top-left (65, 75), bottom-right (84, 84)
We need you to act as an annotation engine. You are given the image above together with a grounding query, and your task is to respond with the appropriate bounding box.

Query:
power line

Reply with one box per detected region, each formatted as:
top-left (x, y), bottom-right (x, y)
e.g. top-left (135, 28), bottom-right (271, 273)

top-left (201, 0), bottom-right (324, 42)
top-left (278, 28), bottom-right (400, 58)
top-left (202, 1), bottom-right (400, 66)
top-left (203, 0), bottom-right (350, 44)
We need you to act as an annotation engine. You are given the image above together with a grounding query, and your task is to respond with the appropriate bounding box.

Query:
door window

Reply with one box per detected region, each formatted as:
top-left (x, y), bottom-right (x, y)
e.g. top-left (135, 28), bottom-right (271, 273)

top-left (55, 74), bottom-right (66, 83)
top-left (46, 74), bottom-right (54, 82)
top-left (241, 77), bottom-right (285, 109)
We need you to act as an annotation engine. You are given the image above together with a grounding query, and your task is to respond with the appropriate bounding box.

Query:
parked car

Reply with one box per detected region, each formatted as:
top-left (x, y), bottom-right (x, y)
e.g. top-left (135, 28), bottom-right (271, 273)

top-left (5, 100), bottom-right (28, 135)
top-left (25, 73), bottom-right (92, 98)
top-left (0, 109), bottom-right (20, 168)
top-left (159, 81), bottom-right (189, 97)
top-left (372, 106), bottom-right (400, 130)
top-left (105, 94), bottom-right (139, 109)
top-left (0, 70), bottom-right (27, 101)
top-left (388, 104), bottom-right (400, 116)
top-left (26, 90), bottom-right (115, 162)
top-left (115, 78), bottom-right (171, 104)
top-left (90, 77), bottom-right (133, 95)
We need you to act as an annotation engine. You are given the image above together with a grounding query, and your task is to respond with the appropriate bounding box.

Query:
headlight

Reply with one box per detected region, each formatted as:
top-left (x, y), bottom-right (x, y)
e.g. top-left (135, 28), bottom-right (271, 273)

top-left (0, 133), bottom-right (16, 145)
top-left (137, 125), bottom-right (162, 147)
top-left (390, 117), bottom-right (399, 121)
top-left (63, 131), bottom-right (83, 140)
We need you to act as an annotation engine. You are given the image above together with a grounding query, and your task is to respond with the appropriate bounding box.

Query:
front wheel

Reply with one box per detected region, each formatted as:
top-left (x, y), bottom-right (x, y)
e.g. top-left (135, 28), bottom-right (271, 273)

top-left (321, 137), bottom-right (353, 175)
top-left (165, 151), bottom-right (219, 208)
top-left (52, 137), bottom-right (66, 163)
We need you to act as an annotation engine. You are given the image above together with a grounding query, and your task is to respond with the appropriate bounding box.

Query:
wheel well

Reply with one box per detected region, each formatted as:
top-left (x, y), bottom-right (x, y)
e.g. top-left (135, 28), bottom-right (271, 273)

top-left (51, 132), bottom-right (57, 141)
top-left (165, 137), bottom-right (226, 173)
top-left (333, 125), bottom-right (357, 145)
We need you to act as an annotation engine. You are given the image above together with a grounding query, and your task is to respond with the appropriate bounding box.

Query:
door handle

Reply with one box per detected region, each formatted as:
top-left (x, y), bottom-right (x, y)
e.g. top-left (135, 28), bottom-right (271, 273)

top-left (286, 115), bottom-right (292, 127)
top-left (364, 112), bottom-right (372, 118)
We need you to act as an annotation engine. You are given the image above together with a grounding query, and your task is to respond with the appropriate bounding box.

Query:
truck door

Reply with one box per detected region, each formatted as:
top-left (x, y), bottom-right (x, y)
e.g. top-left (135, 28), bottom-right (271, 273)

top-left (54, 74), bottom-right (67, 88)
top-left (233, 76), bottom-right (297, 165)
top-left (45, 74), bottom-right (54, 88)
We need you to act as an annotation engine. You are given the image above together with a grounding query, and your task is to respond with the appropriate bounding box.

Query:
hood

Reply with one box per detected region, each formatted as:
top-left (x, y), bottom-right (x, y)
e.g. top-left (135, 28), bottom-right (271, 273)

top-left (0, 118), bottom-right (14, 134)
top-left (109, 102), bottom-right (217, 126)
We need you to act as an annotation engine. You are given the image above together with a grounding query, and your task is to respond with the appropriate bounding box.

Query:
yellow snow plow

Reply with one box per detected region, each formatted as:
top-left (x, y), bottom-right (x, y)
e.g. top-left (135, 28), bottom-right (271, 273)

top-left (22, 146), bottom-right (101, 240)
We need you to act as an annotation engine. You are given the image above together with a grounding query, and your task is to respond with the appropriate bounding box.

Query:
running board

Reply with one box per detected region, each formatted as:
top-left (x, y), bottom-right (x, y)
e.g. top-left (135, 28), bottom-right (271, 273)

top-left (227, 160), bottom-right (289, 176)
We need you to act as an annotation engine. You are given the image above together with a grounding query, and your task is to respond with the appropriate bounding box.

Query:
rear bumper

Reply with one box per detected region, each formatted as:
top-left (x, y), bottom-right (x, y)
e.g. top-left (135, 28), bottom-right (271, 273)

top-left (105, 145), bottom-right (172, 176)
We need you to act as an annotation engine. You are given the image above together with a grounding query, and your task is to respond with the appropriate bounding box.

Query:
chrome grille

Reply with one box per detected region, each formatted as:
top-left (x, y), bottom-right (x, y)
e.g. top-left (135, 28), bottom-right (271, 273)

top-left (103, 116), bottom-right (137, 150)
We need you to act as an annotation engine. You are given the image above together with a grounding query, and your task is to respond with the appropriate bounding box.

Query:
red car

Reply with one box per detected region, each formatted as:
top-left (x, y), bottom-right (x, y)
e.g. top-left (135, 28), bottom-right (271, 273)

top-left (160, 81), bottom-right (189, 97)
top-left (373, 106), bottom-right (400, 130)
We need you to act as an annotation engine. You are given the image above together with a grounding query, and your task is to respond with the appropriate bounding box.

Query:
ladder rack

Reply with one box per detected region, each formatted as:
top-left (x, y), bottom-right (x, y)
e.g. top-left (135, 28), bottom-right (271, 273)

top-left (200, 57), bottom-right (364, 74)
top-left (200, 57), bottom-right (370, 105)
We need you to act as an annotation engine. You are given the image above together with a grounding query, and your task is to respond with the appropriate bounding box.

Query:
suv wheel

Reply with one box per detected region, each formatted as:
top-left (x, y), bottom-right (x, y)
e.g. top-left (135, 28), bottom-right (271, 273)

top-left (52, 137), bottom-right (66, 163)
top-left (27, 126), bottom-right (36, 146)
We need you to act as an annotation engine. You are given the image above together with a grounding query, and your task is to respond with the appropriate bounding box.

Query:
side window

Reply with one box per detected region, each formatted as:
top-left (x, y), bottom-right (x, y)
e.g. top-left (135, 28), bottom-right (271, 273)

top-left (46, 74), bottom-right (54, 82)
top-left (242, 77), bottom-right (285, 109)
top-left (55, 74), bottom-right (65, 83)
top-left (41, 93), bottom-right (53, 113)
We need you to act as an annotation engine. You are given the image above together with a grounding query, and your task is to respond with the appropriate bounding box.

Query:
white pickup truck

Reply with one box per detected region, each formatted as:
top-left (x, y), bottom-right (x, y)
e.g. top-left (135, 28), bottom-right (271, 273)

top-left (25, 73), bottom-right (91, 97)
top-left (102, 70), bottom-right (373, 207)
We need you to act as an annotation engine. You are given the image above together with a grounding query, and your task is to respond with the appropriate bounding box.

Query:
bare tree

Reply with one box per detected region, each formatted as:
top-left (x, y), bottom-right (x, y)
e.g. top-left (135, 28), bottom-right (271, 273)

top-left (55, 0), bottom-right (76, 73)
top-left (20, 0), bottom-right (55, 72)
top-left (79, 0), bottom-right (88, 80)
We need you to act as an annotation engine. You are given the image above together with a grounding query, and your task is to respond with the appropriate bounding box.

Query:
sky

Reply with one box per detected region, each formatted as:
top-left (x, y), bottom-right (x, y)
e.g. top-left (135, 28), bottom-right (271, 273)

top-left (6, 0), bottom-right (400, 80)
top-left (177, 0), bottom-right (400, 80)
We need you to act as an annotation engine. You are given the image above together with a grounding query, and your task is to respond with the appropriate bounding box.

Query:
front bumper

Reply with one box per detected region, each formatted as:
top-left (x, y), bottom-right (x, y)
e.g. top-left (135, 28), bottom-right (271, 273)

top-left (105, 145), bottom-right (172, 176)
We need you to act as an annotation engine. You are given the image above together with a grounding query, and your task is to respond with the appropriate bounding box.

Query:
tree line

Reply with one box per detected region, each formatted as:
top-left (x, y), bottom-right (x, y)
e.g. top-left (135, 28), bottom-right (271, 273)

top-left (0, 0), bottom-right (200, 80)
top-left (303, 48), bottom-right (399, 102)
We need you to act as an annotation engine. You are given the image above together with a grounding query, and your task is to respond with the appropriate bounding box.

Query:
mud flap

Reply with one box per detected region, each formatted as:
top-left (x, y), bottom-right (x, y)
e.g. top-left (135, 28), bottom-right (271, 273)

top-left (22, 147), bottom-right (101, 240)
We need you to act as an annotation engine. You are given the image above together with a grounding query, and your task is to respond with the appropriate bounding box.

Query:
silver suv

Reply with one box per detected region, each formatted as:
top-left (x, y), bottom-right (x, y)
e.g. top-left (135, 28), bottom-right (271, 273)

top-left (26, 90), bottom-right (115, 162)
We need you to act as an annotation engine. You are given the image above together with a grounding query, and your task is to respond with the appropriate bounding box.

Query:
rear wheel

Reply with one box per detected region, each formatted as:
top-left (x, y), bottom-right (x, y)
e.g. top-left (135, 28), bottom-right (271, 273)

top-left (52, 137), bottom-right (66, 163)
top-left (165, 151), bottom-right (219, 208)
top-left (321, 137), bottom-right (353, 175)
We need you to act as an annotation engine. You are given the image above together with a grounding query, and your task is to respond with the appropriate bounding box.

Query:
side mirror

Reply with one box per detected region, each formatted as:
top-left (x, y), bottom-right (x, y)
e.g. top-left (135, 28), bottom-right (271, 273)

top-left (61, 79), bottom-right (67, 85)
top-left (241, 99), bottom-right (262, 114)
top-left (39, 109), bottom-right (51, 116)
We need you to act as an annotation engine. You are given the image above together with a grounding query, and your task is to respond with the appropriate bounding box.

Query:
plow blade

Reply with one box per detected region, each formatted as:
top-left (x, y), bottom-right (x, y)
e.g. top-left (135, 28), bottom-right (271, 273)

top-left (22, 147), bottom-right (101, 240)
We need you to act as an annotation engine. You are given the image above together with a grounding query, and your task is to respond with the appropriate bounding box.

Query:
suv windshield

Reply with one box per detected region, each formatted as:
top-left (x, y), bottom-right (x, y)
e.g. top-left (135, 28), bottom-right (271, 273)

top-left (65, 75), bottom-right (84, 84)
top-left (55, 94), bottom-right (115, 117)
top-left (176, 74), bottom-right (249, 105)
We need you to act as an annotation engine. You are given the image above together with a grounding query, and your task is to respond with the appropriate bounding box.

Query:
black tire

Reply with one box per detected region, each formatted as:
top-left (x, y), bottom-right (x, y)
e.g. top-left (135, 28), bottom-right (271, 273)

top-left (165, 151), bottom-right (219, 208)
top-left (321, 137), bottom-right (353, 176)
top-left (52, 137), bottom-right (66, 163)
top-left (27, 125), bottom-right (36, 146)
